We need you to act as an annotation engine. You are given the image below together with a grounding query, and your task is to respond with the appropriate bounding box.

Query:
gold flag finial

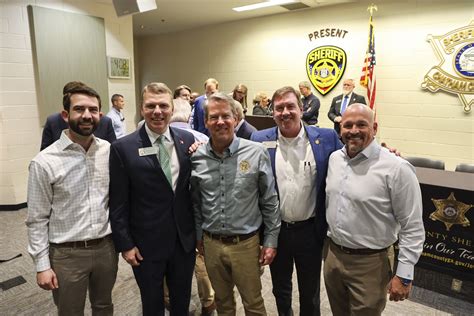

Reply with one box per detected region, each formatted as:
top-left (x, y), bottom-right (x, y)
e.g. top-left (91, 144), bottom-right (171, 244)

top-left (367, 4), bottom-right (378, 16)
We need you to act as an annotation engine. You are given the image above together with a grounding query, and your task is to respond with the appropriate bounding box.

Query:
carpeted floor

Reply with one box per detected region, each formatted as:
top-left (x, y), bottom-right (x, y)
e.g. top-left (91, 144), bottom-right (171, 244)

top-left (1, 209), bottom-right (472, 315)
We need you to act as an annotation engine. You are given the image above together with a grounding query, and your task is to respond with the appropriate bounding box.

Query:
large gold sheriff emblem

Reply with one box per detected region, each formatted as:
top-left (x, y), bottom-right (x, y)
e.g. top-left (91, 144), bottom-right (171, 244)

top-left (421, 21), bottom-right (474, 112)
top-left (430, 192), bottom-right (472, 231)
top-left (306, 45), bottom-right (346, 96)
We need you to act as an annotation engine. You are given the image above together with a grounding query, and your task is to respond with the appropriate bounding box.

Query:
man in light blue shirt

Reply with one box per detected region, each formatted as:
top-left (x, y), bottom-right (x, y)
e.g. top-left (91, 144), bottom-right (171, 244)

top-left (191, 92), bottom-right (280, 316)
top-left (324, 103), bottom-right (424, 315)
top-left (106, 94), bottom-right (126, 138)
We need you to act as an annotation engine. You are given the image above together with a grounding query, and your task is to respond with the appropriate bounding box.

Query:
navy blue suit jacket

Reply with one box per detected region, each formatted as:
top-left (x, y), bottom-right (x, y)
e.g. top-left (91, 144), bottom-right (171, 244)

top-left (236, 120), bottom-right (257, 140)
top-left (40, 112), bottom-right (116, 150)
top-left (109, 125), bottom-right (196, 260)
top-left (251, 125), bottom-right (342, 244)
top-left (192, 95), bottom-right (209, 135)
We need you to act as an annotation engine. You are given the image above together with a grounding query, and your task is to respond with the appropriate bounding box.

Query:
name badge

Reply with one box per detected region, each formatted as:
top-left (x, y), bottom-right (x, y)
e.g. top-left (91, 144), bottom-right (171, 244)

top-left (262, 141), bottom-right (277, 149)
top-left (138, 146), bottom-right (158, 156)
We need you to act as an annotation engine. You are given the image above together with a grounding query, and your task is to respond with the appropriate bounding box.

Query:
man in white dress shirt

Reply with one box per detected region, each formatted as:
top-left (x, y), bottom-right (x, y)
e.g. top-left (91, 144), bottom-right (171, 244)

top-left (107, 93), bottom-right (127, 138)
top-left (324, 103), bottom-right (425, 315)
top-left (26, 83), bottom-right (118, 315)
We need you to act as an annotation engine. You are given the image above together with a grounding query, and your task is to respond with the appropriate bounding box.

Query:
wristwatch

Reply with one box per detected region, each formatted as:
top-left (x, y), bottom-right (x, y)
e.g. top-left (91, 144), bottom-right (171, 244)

top-left (397, 276), bottom-right (412, 286)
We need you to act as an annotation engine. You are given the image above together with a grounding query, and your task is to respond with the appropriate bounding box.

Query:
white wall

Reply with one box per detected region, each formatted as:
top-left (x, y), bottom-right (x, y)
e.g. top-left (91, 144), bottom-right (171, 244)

top-left (137, 0), bottom-right (473, 170)
top-left (0, 0), bottom-right (136, 206)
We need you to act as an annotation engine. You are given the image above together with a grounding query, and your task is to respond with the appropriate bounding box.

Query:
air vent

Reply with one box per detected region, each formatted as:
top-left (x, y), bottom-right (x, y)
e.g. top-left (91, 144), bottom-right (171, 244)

top-left (280, 3), bottom-right (310, 10)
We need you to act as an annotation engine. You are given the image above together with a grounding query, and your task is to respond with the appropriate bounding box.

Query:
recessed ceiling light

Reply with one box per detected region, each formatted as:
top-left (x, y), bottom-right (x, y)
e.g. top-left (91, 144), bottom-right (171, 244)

top-left (233, 0), bottom-right (296, 12)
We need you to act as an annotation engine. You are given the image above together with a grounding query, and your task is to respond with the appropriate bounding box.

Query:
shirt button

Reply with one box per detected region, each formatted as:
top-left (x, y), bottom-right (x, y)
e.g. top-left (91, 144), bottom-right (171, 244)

top-left (221, 193), bottom-right (224, 196)
top-left (221, 209), bottom-right (224, 213)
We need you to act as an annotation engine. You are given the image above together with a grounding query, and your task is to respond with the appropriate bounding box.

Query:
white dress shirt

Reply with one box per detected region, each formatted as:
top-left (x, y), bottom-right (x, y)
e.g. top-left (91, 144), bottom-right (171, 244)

top-left (26, 131), bottom-right (112, 272)
top-left (275, 125), bottom-right (317, 222)
top-left (326, 139), bottom-right (425, 280)
top-left (145, 124), bottom-right (180, 191)
top-left (106, 107), bottom-right (126, 138)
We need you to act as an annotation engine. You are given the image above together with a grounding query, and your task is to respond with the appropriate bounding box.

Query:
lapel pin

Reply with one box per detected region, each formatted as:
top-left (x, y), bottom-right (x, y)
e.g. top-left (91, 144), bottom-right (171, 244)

top-left (315, 139), bottom-right (320, 145)
top-left (179, 139), bottom-right (184, 144)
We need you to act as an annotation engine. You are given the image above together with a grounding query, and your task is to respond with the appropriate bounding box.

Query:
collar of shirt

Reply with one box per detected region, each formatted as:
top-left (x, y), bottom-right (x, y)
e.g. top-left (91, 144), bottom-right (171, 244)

top-left (145, 123), bottom-right (172, 144)
top-left (343, 92), bottom-right (353, 100)
top-left (342, 138), bottom-right (379, 163)
top-left (235, 119), bottom-right (244, 133)
top-left (206, 136), bottom-right (239, 158)
top-left (277, 123), bottom-right (305, 145)
top-left (112, 107), bottom-right (122, 116)
top-left (57, 130), bottom-right (99, 152)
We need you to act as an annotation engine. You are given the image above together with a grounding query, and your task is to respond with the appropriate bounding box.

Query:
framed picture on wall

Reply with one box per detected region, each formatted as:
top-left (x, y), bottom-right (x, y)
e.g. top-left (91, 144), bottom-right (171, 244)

top-left (108, 56), bottom-right (131, 79)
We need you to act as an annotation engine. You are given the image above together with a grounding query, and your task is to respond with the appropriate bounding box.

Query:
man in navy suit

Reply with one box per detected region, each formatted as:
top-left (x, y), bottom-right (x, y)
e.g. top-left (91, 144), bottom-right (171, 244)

top-left (109, 82), bottom-right (196, 316)
top-left (327, 79), bottom-right (366, 135)
top-left (192, 78), bottom-right (218, 135)
top-left (251, 86), bottom-right (342, 316)
top-left (234, 100), bottom-right (257, 139)
top-left (40, 81), bottom-right (116, 150)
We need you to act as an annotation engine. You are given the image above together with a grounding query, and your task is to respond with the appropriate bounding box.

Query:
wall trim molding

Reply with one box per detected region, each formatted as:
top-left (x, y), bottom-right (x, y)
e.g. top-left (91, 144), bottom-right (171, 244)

top-left (0, 203), bottom-right (27, 211)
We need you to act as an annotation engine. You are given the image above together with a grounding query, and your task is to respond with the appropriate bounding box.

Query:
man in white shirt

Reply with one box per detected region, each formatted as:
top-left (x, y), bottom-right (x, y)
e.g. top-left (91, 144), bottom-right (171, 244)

top-left (251, 86), bottom-right (342, 316)
top-left (324, 103), bottom-right (425, 315)
top-left (106, 93), bottom-right (126, 138)
top-left (26, 83), bottom-right (118, 315)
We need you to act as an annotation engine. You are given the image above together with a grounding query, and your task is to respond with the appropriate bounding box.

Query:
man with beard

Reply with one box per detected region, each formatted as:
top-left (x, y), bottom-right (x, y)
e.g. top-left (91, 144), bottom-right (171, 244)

top-left (26, 83), bottom-right (118, 315)
top-left (324, 104), bottom-right (424, 315)
top-left (251, 86), bottom-right (341, 316)
top-left (40, 81), bottom-right (116, 150)
top-left (109, 82), bottom-right (196, 315)
top-left (328, 79), bottom-right (366, 135)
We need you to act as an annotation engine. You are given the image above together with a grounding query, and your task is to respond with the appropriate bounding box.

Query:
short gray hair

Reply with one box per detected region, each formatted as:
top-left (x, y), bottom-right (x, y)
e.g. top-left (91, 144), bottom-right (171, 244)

top-left (204, 92), bottom-right (237, 119)
top-left (170, 98), bottom-right (191, 123)
top-left (298, 81), bottom-right (311, 89)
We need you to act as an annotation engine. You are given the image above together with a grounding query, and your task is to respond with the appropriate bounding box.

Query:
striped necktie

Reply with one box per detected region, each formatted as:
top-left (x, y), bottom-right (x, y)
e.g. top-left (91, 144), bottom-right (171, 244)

top-left (157, 135), bottom-right (172, 186)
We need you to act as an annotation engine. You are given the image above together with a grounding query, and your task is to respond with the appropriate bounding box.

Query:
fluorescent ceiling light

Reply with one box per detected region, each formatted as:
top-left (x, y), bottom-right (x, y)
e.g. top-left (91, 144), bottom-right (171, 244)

top-left (233, 0), bottom-right (296, 12)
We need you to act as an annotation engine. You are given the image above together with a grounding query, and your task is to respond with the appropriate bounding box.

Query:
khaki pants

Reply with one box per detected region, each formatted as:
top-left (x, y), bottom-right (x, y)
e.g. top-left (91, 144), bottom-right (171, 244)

top-left (164, 252), bottom-right (215, 308)
top-left (50, 236), bottom-right (118, 316)
top-left (204, 233), bottom-right (266, 316)
top-left (323, 240), bottom-right (392, 316)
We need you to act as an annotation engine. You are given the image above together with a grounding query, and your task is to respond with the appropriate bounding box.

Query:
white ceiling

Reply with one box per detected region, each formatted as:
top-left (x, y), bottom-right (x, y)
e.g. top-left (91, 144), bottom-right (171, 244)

top-left (132, 0), bottom-right (355, 37)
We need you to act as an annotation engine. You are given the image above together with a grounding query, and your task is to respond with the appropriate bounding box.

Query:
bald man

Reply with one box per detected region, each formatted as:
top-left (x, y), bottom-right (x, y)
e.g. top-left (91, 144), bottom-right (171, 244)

top-left (324, 104), bottom-right (425, 315)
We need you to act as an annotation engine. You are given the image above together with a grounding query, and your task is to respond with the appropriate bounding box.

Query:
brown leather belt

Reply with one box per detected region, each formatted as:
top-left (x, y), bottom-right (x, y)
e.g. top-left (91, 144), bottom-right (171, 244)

top-left (281, 217), bottom-right (314, 229)
top-left (204, 230), bottom-right (258, 244)
top-left (330, 239), bottom-right (387, 255)
top-left (50, 235), bottom-right (110, 248)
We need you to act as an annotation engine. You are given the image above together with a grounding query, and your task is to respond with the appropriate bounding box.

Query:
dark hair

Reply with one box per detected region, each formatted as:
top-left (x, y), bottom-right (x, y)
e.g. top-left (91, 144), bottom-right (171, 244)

top-left (271, 86), bottom-right (303, 109)
top-left (173, 85), bottom-right (191, 99)
top-left (111, 94), bottom-right (123, 104)
top-left (62, 82), bottom-right (102, 111)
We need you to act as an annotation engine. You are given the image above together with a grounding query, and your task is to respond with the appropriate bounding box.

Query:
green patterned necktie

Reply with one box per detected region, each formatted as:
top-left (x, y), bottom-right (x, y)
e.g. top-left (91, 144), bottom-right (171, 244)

top-left (157, 135), bottom-right (172, 186)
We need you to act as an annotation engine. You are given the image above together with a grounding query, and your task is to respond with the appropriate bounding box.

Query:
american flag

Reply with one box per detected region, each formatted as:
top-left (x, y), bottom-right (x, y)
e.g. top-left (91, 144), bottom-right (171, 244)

top-left (360, 14), bottom-right (376, 112)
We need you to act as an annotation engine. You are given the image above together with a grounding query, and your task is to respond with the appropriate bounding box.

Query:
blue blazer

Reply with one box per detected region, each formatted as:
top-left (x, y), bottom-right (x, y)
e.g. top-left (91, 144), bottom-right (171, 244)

top-left (192, 95), bottom-right (209, 135)
top-left (40, 112), bottom-right (116, 150)
top-left (251, 126), bottom-right (342, 244)
top-left (236, 120), bottom-right (257, 140)
top-left (109, 125), bottom-right (196, 260)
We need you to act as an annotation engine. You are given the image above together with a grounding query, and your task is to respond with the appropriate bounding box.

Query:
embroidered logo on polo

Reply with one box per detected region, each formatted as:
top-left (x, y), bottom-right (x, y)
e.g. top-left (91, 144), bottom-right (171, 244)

top-left (306, 45), bottom-right (347, 96)
top-left (239, 160), bottom-right (250, 173)
top-left (421, 21), bottom-right (474, 112)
